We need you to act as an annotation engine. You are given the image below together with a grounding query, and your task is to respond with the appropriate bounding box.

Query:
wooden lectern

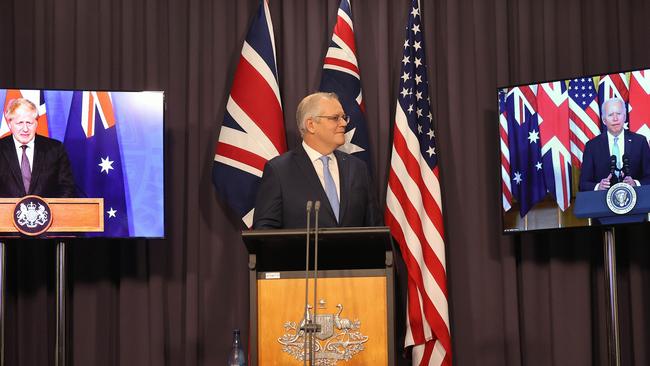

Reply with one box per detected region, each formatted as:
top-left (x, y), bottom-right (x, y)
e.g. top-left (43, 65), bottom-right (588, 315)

top-left (243, 227), bottom-right (395, 366)
top-left (0, 197), bottom-right (104, 366)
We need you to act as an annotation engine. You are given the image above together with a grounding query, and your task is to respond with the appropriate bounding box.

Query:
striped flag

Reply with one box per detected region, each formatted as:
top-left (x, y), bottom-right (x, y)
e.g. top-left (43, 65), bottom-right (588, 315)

top-left (385, 1), bottom-right (451, 364)
top-left (568, 78), bottom-right (600, 167)
top-left (319, 0), bottom-right (371, 166)
top-left (628, 69), bottom-right (650, 142)
top-left (598, 73), bottom-right (629, 133)
top-left (499, 88), bottom-right (512, 212)
top-left (212, 0), bottom-right (287, 228)
top-left (1, 89), bottom-right (49, 138)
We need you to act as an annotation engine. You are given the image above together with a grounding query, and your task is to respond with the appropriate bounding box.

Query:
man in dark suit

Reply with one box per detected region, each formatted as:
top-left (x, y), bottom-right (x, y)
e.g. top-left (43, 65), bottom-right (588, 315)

top-left (0, 98), bottom-right (76, 198)
top-left (579, 98), bottom-right (650, 191)
top-left (253, 92), bottom-right (380, 229)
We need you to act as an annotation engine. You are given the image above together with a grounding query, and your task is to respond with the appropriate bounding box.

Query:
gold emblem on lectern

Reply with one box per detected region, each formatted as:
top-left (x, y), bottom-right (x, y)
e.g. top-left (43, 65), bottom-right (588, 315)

top-left (278, 303), bottom-right (369, 365)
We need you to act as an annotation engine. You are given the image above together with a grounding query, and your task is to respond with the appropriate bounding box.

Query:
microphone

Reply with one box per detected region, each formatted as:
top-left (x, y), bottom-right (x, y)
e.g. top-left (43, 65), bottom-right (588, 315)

top-left (302, 201), bottom-right (312, 366)
top-left (609, 155), bottom-right (619, 184)
top-left (623, 154), bottom-right (630, 178)
top-left (310, 201), bottom-right (321, 364)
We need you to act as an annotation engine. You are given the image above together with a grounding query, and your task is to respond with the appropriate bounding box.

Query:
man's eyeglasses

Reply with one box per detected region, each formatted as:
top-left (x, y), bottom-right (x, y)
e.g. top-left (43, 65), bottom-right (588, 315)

top-left (12, 121), bottom-right (36, 129)
top-left (315, 114), bottom-right (350, 124)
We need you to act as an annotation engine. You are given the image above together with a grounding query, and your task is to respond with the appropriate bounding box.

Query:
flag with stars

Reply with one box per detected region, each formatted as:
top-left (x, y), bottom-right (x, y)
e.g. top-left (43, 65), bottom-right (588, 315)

top-left (568, 78), bottom-right (601, 168)
top-left (505, 86), bottom-right (548, 217)
top-left (499, 88), bottom-right (512, 212)
top-left (385, 1), bottom-right (451, 364)
top-left (319, 0), bottom-right (371, 166)
top-left (63, 91), bottom-right (129, 236)
top-left (538, 81), bottom-right (571, 211)
top-left (628, 69), bottom-right (650, 142)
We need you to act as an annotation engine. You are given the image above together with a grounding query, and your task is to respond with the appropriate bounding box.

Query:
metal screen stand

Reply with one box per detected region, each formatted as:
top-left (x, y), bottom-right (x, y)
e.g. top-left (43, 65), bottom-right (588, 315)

top-left (55, 241), bottom-right (67, 366)
top-left (0, 241), bottom-right (5, 366)
top-left (603, 228), bottom-right (620, 366)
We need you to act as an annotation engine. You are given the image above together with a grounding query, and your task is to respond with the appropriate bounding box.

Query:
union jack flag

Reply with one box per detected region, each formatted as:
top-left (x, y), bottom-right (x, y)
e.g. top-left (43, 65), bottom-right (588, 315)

top-left (319, 0), bottom-right (371, 166)
top-left (385, 1), bottom-right (451, 364)
top-left (538, 81), bottom-right (571, 211)
top-left (212, 0), bottom-right (287, 228)
top-left (0, 89), bottom-right (49, 138)
top-left (568, 78), bottom-right (600, 167)
top-left (499, 88), bottom-right (512, 212)
top-left (628, 69), bottom-right (650, 142)
top-left (64, 91), bottom-right (129, 237)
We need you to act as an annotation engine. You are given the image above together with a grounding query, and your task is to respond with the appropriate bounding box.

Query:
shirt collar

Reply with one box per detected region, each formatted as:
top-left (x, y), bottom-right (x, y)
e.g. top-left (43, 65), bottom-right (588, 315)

top-left (12, 135), bottom-right (35, 150)
top-left (302, 141), bottom-right (335, 162)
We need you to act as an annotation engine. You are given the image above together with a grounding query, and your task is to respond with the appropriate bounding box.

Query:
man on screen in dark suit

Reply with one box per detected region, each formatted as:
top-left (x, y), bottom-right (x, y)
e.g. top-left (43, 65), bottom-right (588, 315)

top-left (579, 97), bottom-right (650, 191)
top-left (0, 98), bottom-right (76, 198)
top-left (253, 92), bottom-right (380, 229)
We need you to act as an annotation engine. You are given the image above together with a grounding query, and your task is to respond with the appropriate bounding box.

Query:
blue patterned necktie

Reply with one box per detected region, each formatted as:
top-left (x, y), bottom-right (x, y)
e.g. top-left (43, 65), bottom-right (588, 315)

top-left (613, 136), bottom-right (621, 176)
top-left (319, 155), bottom-right (339, 221)
top-left (20, 145), bottom-right (31, 193)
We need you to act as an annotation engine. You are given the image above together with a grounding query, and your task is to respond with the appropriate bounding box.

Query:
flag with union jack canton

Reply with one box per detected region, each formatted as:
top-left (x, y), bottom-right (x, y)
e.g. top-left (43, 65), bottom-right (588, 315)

top-left (598, 73), bottom-right (629, 133)
top-left (212, 0), bottom-right (287, 228)
top-left (63, 91), bottom-right (129, 237)
top-left (319, 0), bottom-right (371, 167)
top-left (628, 70), bottom-right (650, 142)
top-left (385, 1), bottom-right (451, 364)
top-left (505, 86), bottom-right (548, 217)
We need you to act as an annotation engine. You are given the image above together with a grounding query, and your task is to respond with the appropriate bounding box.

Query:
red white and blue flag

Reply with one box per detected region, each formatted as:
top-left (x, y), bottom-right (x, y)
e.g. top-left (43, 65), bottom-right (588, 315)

top-left (598, 73), bottom-right (629, 133)
top-left (63, 91), bottom-right (129, 236)
top-left (212, 0), bottom-right (287, 228)
top-left (538, 81), bottom-right (571, 211)
top-left (628, 70), bottom-right (650, 142)
top-left (319, 0), bottom-right (371, 166)
top-left (568, 78), bottom-right (601, 167)
top-left (0, 89), bottom-right (49, 138)
top-left (499, 89), bottom-right (512, 212)
top-left (385, 1), bottom-right (451, 364)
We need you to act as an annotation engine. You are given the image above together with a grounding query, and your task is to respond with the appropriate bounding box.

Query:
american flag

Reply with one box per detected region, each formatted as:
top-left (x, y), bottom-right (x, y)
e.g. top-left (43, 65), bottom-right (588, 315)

top-left (538, 81), bottom-right (571, 211)
top-left (384, 1), bottom-right (451, 364)
top-left (0, 89), bottom-right (49, 138)
top-left (212, 0), bottom-right (287, 228)
top-left (64, 91), bottom-right (129, 236)
top-left (505, 86), bottom-right (548, 217)
top-left (319, 0), bottom-right (371, 166)
top-left (568, 78), bottom-right (601, 167)
top-left (628, 70), bottom-right (650, 142)
top-left (499, 88), bottom-right (512, 212)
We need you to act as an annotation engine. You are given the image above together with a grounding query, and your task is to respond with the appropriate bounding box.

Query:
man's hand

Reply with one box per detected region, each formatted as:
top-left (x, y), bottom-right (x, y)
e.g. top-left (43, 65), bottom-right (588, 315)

top-left (622, 175), bottom-right (636, 186)
top-left (598, 174), bottom-right (612, 190)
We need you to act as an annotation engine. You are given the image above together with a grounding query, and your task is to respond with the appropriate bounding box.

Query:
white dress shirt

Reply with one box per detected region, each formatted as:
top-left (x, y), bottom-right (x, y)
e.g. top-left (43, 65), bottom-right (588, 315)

top-left (302, 141), bottom-right (341, 199)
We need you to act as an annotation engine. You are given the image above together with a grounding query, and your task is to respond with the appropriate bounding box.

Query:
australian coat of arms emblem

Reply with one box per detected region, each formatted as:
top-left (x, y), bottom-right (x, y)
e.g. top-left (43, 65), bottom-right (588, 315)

top-left (278, 303), bottom-right (368, 365)
top-left (13, 196), bottom-right (53, 236)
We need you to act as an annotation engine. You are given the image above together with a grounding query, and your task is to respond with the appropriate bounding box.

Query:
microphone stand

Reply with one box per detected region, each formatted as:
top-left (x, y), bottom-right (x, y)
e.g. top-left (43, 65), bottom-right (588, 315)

top-left (311, 201), bottom-right (321, 365)
top-left (302, 201), bottom-right (312, 366)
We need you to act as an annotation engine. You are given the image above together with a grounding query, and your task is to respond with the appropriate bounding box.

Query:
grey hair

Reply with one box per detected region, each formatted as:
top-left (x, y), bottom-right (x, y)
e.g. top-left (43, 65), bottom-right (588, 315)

top-left (295, 92), bottom-right (339, 136)
top-left (600, 97), bottom-right (626, 122)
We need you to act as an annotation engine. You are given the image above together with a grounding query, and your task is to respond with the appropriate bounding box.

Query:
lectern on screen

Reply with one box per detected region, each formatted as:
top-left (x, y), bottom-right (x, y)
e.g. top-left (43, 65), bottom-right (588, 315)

top-left (498, 68), bottom-right (650, 233)
top-left (0, 89), bottom-right (165, 238)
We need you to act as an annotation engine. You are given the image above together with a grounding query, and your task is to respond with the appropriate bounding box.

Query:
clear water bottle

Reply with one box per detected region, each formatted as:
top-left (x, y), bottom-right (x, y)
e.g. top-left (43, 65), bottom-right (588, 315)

top-left (227, 329), bottom-right (246, 366)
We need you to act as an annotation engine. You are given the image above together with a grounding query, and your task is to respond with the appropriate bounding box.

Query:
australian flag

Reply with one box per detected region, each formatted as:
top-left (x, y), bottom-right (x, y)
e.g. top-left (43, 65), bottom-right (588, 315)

top-left (506, 86), bottom-right (548, 217)
top-left (319, 0), bottom-right (371, 167)
top-left (64, 91), bottom-right (129, 236)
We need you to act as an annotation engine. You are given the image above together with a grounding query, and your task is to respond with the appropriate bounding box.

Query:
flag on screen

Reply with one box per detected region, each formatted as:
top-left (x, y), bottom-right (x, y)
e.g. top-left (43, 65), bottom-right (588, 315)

top-left (384, 1), bottom-right (451, 364)
top-left (538, 81), bottom-right (571, 211)
top-left (0, 89), bottom-right (49, 138)
top-left (63, 91), bottom-right (129, 237)
top-left (499, 88), bottom-right (512, 212)
top-left (628, 69), bottom-right (650, 142)
top-left (212, 0), bottom-right (287, 228)
top-left (319, 0), bottom-right (371, 166)
top-left (568, 78), bottom-right (601, 167)
top-left (505, 86), bottom-right (548, 217)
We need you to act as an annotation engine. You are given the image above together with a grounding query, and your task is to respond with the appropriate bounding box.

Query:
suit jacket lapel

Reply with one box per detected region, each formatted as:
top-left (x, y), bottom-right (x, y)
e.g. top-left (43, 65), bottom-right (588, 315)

top-left (30, 136), bottom-right (45, 195)
top-left (293, 145), bottom-right (337, 222)
top-left (1, 137), bottom-right (25, 194)
top-left (335, 150), bottom-right (350, 224)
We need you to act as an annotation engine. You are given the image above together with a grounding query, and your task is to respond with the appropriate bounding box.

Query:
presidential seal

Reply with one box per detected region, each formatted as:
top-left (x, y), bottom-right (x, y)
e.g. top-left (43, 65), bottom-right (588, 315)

top-left (606, 182), bottom-right (637, 215)
top-left (13, 196), bottom-right (53, 236)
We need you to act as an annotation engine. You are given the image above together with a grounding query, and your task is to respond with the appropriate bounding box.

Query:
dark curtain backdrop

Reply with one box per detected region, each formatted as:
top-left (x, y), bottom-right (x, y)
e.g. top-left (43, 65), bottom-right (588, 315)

top-left (2, 0), bottom-right (650, 365)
